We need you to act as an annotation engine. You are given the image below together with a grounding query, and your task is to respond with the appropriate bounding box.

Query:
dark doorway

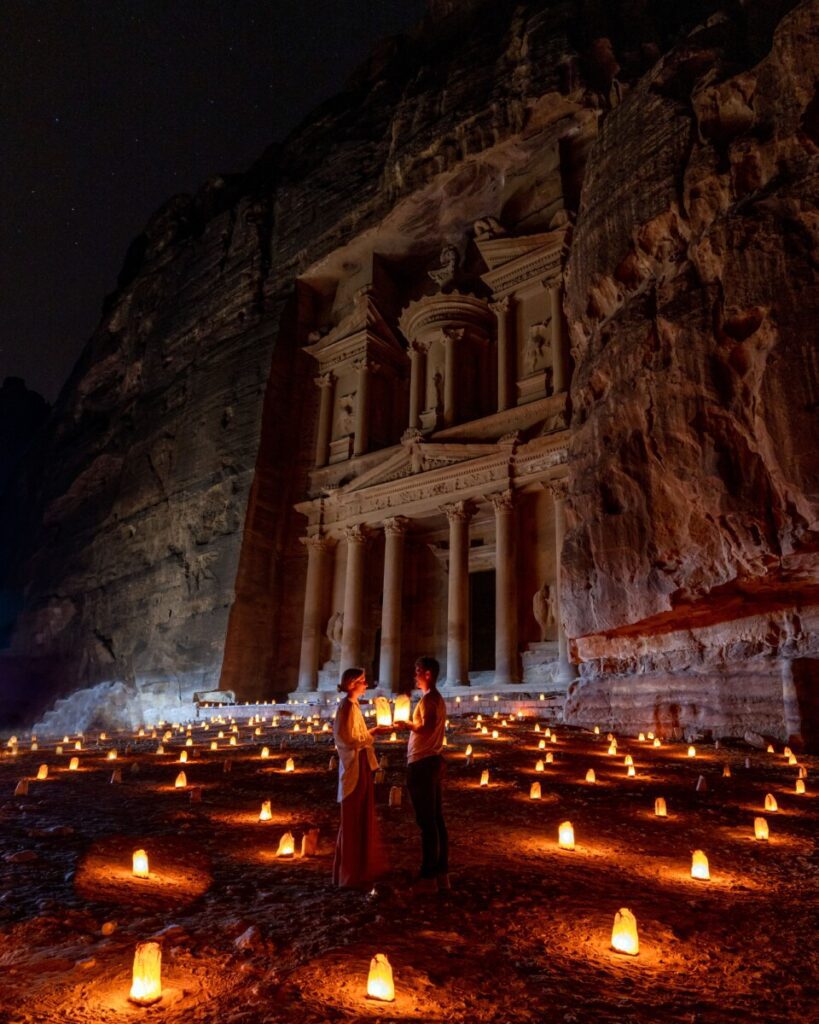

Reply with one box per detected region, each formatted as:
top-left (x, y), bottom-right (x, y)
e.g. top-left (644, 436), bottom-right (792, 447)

top-left (469, 570), bottom-right (495, 672)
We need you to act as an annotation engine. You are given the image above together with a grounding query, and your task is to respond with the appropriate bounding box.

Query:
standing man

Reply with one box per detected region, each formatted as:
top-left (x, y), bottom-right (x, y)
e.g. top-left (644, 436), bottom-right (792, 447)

top-left (399, 655), bottom-right (449, 893)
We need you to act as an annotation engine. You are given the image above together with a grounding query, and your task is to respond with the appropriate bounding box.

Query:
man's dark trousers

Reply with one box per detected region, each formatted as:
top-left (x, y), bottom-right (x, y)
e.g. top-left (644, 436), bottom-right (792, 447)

top-left (407, 754), bottom-right (448, 878)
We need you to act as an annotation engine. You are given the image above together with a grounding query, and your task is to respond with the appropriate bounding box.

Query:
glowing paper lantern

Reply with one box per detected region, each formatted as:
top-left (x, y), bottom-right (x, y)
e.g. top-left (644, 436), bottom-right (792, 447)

top-left (106, 749), bottom-right (117, 761)
top-left (534, 724), bottom-right (541, 733)
top-left (390, 694), bottom-right (411, 725)
top-left (687, 746), bottom-right (696, 758)
top-left (638, 732), bottom-right (646, 742)
top-left (129, 941), bottom-right (162, 1005)
top-left (530, 782), bottom-right (541, 800)
top-left (68, 757), bottom-right (79, 771)
top-left (285, 757), bottom-right (295, 773)
top-left (764, 793), bottom-right (778, 812)
top-left (276, 832), bottom-right (295, 857)
top-left (754, 817), bottom-right (769, 841)
top-left (229, 736), bottom-right (237, 747)
top-left (655, 797), bottom-right (667, 817)
top-left (691, 849), bottom-right (710, 880)
top-left (179, 750), bottom-right (188, 763)
top-left (627, 765), bottom-right (636, 777)
top-left (480, 769), bottom-right (489, 787)
top-left (796, 778), bottom-right (806, 794)
top-left (607, 743), bottom-right (617, 756)
top-left (722, 764), bottom-right (731, 778)
top-left (156, 745), bottom-right (165, 755)
top-left (259, 800), bottom-right (272, 822)
top-left (174, 771), bottom-right (187, 789)
top-left (535, 759), bottom-right (544, 773)
top-left (210, 741), bottom-right (218, 751)
top-left (260, 746), bottom-right (270, 759)
top-left (647, 731), bottom-right (654, 740)
top-left (624, 755), bottom-right (633, 766)
top-left (653, 737), bottom-right (661, 748)
top-left (185, 737), bottom-right (193, 747)
top-left (550, 733), bottom-right (557, 744)
top-left (766, 744), bottom-right (775, 754)
top-left (593, 726), bottom-right (600, 735)
top-left (132, 849), bottom-right (149, 878)
top-left (367, 953), bottom-right (395, 1002)
top-left (538, 739), bottom-right (546, 750)
top-left (389, 732), bottom-right (398, 742)
top-left (611, 908), bottom-right (639, 956)
top-left (585, 769), bottom-right (596, 783)
top-left (374, 697), bottom-right (392, 728)
top-left (558, 821), bottom-right (575, 850)
top-left (491, 730), bottom-right (499, 739)
top-left (465, 745), bottom-right (473, 757)
top-left (788, 754), bottom-right (797, 766)
top-left (545, 751), bottom-right (554, 764)
top-left (74, 741), bottom-right (82, 751)
top-left (36, 764), bottom-right (48, 781)
top-left (783, 746), bottom-right (793, 758)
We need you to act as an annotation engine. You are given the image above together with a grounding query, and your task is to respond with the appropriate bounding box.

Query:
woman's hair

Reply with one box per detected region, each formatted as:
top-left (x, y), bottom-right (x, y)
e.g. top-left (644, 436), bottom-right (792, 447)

top-left (338, 666), bottom-right (365, 693)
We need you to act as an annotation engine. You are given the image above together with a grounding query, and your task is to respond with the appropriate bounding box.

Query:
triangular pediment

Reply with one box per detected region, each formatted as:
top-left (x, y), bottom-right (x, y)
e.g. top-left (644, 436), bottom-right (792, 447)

top-left (335, 439), bottom-right (503, 495)
top-left (474, 231), bottom-right (559, 271)
top-left (304, 289), bottom-right (403, 360)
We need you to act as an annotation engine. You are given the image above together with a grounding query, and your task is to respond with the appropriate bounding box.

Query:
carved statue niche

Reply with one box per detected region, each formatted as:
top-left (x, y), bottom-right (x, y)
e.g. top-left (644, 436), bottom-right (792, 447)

top-left (532, 582), bottom-right (557, 642)
top-left (336, 394), bottom-right (355, 437)
top-left (524, 321), bottom-right (551, 376)
top-left (428, 244), bottom-right (460, 290)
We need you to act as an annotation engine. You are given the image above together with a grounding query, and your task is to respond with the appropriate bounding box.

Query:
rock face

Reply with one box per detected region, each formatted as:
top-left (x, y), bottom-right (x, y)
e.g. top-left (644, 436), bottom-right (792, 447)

top-left (562, 1), bottom-right (819, 745)
top-left (1, 0), bottom-right (817, 743)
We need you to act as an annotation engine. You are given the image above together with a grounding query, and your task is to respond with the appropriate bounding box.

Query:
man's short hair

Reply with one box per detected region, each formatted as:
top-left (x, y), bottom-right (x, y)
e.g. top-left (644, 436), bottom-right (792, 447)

top-left (415, 656), bottom-right (440, 683)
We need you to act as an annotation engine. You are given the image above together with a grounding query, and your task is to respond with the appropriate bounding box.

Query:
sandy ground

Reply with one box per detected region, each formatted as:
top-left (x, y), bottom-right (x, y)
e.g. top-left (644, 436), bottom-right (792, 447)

top-left (0, 711), bottom-right (817, 1024)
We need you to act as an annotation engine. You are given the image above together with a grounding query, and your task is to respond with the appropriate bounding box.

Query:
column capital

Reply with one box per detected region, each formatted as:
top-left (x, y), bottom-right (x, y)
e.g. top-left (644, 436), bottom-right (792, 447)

top-left (546, 477), bottom-right (569, 501)
top-left (343, 523), bottom-right (371, 545)
top-left (352, 357), bottom-right (378, 375)
top-left (441, 500), bottom-right (477, 523)
top-left (383, 515), bottom-right (411, 537)
top-left (300, 533), bottom-right (333, 552)
top-left (409, 339), bottom-right (431, 356)
top-left (441, 326), bottom-right (465, 345)
top-left (314, 371), bottom-right (335, 390)
top-left (489, 488), bottom-right (516, 513)
top-left (490, 297), bottom-right (511, 316)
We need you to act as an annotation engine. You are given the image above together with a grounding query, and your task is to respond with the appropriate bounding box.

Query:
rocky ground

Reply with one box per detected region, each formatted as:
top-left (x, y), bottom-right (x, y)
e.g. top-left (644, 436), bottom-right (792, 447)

top-left (0, 707), bottom-right (817, 1024)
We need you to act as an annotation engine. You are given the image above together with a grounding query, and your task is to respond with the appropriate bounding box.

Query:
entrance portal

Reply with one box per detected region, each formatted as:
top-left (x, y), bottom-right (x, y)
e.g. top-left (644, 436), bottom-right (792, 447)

top-left (469, 569), bottom-right (496, 672)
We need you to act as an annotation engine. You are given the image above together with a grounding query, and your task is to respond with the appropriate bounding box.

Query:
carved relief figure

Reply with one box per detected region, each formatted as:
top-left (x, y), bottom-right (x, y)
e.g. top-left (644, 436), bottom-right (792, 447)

top-left (326, 611), bottom-right (344, 651)
top-left (533, 582), bottom-right (556, 641)
top-left (337, 395), bottom-right (355, 436)
top-left (428, 244), bottom-right (459, 289)
top-left (524, 321), bottom-right (551, 375)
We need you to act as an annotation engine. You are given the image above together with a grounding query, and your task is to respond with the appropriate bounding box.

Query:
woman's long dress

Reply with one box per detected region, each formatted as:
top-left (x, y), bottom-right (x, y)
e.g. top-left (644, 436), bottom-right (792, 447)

top-left (332, 698), bottom-right (387, 888)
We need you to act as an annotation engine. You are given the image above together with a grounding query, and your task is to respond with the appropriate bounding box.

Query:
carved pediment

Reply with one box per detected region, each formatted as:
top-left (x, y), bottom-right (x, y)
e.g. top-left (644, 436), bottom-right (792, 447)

top-left (304, 289), bottom-right (406, 369)
top-left (477, 226), bottom-right (570, 297)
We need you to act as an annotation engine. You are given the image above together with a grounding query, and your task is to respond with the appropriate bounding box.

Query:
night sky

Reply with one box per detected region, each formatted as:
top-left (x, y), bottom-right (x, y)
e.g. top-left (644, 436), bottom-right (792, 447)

top-left (2, 0), bottom-right (426, 404)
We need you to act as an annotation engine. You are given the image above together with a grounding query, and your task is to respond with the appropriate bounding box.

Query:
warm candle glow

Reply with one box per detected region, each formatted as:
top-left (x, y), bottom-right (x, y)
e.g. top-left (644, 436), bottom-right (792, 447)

top-left (179, 750), bottom-right (188, 763)
top-left (796, 778), bottom-right (806, 794)
top-left (545, 751), bottom-right (554, 764)
top-left (68, 757), bottom-right (79, 771)
top-left (185, 737), bottom-right (193, 747)
top-left (638, 732), bottom-right (646, 742)
top-left (210, 741), bottom-right (217, 751)
top-left (766, 744), bottom-right (775, 753)
top-left (611, 907), bottom-right (639, 956)
top-left (393, 694), bottom-right (411, 724)
top-left (229, 736), bottom-right (237, 746)
top-left (492, 730), bottom-right (499, 739)
top-left (691, 849), bottom-right (710, 880)
top-left (722, 764), bottom-right (731, 777)
top-left (655, 797), bottom-right (667, 817)
top-left (535, 759), bottom-right (544, 772)
top-left (538, 739), bottom-right (546, 750)
top-left (687, 745), bottom-right (696, 758)
top-left (260, 746), bottom-right (270, 759)
top-left (783, 746), bottom-right (792, 757)
top-left (374, 697), bottom-right (392, 728)
top-left (465, 745), bottom-right (473, 757)
top-left (530, 781), bottom-right (541, 800)
top-left (389, 731), bottom-right (398, 742)
top-left (259, 800), bottom-right (272, 821)
top-left (276, 831), bottom-right (295, 857)
top-left (480, 769), bottom-right (489, 787)
top-left (558, 821), bottom-right (575, 850)
top-left (285, 757), bottom-right (295, 773)
top-left (593, 725), bottom-right (600, 735)
top-left (607, 743), bottom-right (617, 756)
top-left (132, 849), bottom-right (149, 878)
top-left (129, 941), bottom-right (162, 1005)
top-left (652, 738), bottom-right (661, 747)
top-left (585, 769), bottom-right (596, 783)
top-left (107, 749), bottom-right (117, 761)
top-left (367, 953), bottom-right (395, 1002)
top-left (754, 817), bottom-right (769, 840)
top-left (174, 771), bottom-right (187, 788)
top-left (74, 741), bottom-right (82, 750)
top-left (624, 754), bottom-right (633, 766)
top-left (764, 793), bottom-right (778, 812)
top-left (36, 764), bottom-right (48, 781)
top-left (627, 765), bottom-right (636, 777)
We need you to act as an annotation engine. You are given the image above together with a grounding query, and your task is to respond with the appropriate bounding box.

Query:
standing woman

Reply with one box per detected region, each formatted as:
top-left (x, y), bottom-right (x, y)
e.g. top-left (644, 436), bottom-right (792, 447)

top-left (333, 667), bottom-right (387, 888)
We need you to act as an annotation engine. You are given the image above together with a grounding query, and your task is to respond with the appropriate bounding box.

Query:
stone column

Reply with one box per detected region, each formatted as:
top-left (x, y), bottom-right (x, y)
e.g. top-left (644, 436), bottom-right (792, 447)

top-left (549, 478), bottom-right (577, 684)
top-left (353, 358), bottom-right (372, 458)
top-left (443, 501), bottom-right (474, 686)
top-left (443, 328), bottom-right (463, 428)
top-left (297, 534), bottom-right (332, 691)
top-left (492, 490), bottom-right (520, 685)
top-left (379, 516), bottom-right (409, 692)
top-left (408, 343), bottom-right (426, 431)
top-left (340, 524), bottom-right (369, 680)
top-left (491, 297), bottom-right (512, 413)
top-left (314, 372), bottom-right (335, 468)
top-left (550, 283), bottom-right (568, 394)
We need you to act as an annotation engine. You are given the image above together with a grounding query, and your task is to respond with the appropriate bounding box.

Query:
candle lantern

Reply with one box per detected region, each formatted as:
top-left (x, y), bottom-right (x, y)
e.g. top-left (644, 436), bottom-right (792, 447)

top-left (687, 745), bottom-right (696, 758)
top-left (624, 755), bottom-right (633, 766)
top-left (558, 821), bottom-right (575, 850)
top-left (722, 764), bottom-right (731, 778)
top-left (132, 849), bottom-right (149, 878)
top-left (389, 731), bottom-right (398, 742)
top-left (465, 745), bottom-right (473, 757)
top-left (129, 941), bottom-right (162, 1005)
top-left (374, 697), bottom-right (392, 728)
top-left (174, 771), bottom-right (187, 788)
top-left (647, 731), bottom-right (655, 740)
top-left (783, 746), bottom-right (793, 758)
top-left (654, 797), bottom-right (667, 817)
top-left (179, 750), bottom-right (188, 763)
top-left (611, 908), bottom-right (639, 956)
top-left (56, 745), bottom-right (63, 754)
top-left (530, 782), bottom-right (541, 800)
top-left (627, 765), bottom-right (636, 777)
top-left (690, 849), bottom-right (710, 880)
top-left (156, 744), bottom-right (165, 755)
top-left (259, 800), bottom-right (273, 821)
top-left (393, 695), bottom-right (411, 723)
top-left (538, 739), bottom-right (546, 750)
top-left (535, 760), bottom-right (544, 773)
top-left (107, 749), bottom-right (117, 761)
top-left (534, 724), bottom-right (541, 733)
top-left (185, 737), bottom-right (193, 747)
top-left (367, 953), bottom-right (395, 1001)
top-left (653, 737), bottom-right (661, 747)
top-left (754, 817), bottom-right (769, 841)
top-left (36, 764), bottom-right (48, 781)
top-left (585, 769), bottom-right (596, 783)
top-left (74, 741), bottom-right (82, 751)
top-left (788, 754), bottom-right (797, 766)
top-left (69, 757), bottom-right (79, 771)
top-left (607, 743), bottom-right (617, 756)
top-left (796, 778), bottom-right (806, 794)
top-left (766, 744), bottom-right (775, 754)
top-left (550, 733), bottom-right (557, 744)
top-left (764, 793), bottom-right (778, 812)
top-left (492, 730), bottom-right (499, 739)
top-left (480, 769), bottom-right (489, 787)
top-left (285, 757), bottom-right (295, 773)
top-left (638, 732), bottom-right (646, 742)
top-left (798, 766), bottom-right (806, 779)
top-left (229, 736), bottom-right (237, 746)
top-left (260, 746), bottom-right (270, 759)
top-left (593, 725), bottom-right (600, 735)
top-left (210, 741), bottom-right (217, 751)
top-left (545, 752), bottom-right (554, 764)
top-left (276, 831), bottom-right (295, 857)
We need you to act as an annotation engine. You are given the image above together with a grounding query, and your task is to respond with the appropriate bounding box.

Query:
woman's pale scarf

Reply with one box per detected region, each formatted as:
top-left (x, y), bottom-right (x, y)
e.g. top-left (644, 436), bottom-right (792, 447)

top-left (334, 697), bottom-right (379, 802)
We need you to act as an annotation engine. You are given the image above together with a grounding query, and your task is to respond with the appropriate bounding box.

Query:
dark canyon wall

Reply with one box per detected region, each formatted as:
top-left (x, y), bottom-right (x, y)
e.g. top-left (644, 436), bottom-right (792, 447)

top-left (1, 0), bottom-right (815, 740)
